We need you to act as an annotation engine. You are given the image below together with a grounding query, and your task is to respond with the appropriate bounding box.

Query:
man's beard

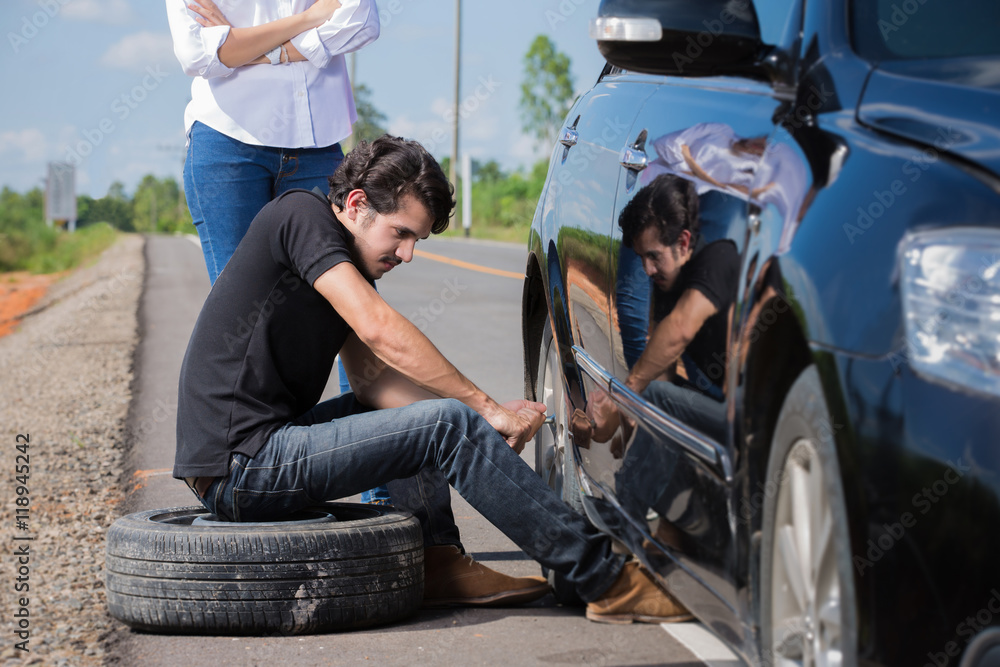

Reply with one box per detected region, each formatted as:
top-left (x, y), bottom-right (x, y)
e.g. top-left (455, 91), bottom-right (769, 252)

top-left (344, 230), bottom-right (377, 281)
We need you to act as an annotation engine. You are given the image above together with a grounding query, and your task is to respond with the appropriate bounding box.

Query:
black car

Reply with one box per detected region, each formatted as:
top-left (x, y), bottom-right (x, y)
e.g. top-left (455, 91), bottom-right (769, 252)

top-left (521, 0), bottom-right (1000, 665)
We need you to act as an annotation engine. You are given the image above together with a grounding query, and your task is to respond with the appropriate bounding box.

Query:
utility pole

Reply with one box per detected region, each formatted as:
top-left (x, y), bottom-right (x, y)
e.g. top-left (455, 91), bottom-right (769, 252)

top-left (344, 52), bottom-right (358, 153)
top-left (449, 0), bottom-right (461, 194)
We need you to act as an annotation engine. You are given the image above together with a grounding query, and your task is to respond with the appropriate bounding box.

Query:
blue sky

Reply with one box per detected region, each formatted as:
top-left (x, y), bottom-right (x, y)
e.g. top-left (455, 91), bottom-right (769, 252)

top-left (0, 0), bottom-right (605, 198)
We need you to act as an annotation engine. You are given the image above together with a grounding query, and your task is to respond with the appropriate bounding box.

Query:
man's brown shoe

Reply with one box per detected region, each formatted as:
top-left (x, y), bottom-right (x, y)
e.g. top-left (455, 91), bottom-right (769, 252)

top-left (586, 561), bottom-right (694, 624)
top-left (423, 545), bottom-right (551, 607)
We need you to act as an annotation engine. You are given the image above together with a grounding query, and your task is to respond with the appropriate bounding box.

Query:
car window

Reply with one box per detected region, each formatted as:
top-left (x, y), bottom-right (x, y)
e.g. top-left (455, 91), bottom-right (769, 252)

top-left (852, 0), bottom-right (1000, 60)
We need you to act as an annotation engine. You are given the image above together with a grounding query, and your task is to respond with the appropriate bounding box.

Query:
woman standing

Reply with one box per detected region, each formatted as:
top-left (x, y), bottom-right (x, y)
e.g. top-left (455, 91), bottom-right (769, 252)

top-left (166, 0), bottom-right (380, 283)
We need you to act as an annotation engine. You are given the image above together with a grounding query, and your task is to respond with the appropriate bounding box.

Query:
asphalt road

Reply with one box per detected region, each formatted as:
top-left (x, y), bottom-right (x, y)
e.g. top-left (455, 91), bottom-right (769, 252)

top-left (109, 234), bottom-right (728, 667)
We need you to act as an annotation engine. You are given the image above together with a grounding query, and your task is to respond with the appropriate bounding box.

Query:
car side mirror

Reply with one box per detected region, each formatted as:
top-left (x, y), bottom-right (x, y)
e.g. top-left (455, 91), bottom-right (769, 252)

top-left (591, 0), bottom-right (765, 78)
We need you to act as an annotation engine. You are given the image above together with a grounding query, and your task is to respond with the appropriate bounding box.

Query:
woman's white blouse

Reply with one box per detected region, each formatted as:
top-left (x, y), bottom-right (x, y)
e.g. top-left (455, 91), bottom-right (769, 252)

top-left (166, 0), bottom-right (380, 148)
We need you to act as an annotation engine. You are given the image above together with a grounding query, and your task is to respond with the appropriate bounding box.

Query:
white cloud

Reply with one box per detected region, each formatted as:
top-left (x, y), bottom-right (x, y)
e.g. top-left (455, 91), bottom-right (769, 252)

top-left (100, 31), bottom-right (175, 72)
top-left (75, 167), bottom-right (91, 192)
top-left (0, 128), bottom-right (48, 162)
top-left (508, 133), bottom-right (542, 167)
top-left (429, 97), bottom-right (451, 117)
top-left (388, 110), bottom-right (452, 158)
top-left (62, 0), bottom-right (137, 24)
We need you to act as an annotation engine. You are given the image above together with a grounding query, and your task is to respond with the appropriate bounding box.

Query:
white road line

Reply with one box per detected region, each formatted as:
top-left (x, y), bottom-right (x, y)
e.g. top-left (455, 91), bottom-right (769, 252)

top-left (661, 622), bottom-right (744, 666)
top-left (185, 234), bottom-right (200, 248)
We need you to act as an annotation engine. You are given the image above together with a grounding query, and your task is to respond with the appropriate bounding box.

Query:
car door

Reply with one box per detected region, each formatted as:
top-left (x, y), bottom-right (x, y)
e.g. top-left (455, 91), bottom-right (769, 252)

top-left (573, 82), bottom-right (795, 642)
top-left (545, 74), bottom-right (657, 382)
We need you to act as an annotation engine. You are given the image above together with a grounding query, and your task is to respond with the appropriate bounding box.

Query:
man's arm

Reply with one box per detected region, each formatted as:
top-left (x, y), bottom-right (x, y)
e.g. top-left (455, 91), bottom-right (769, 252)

top-left (341, 334), bottom-right (546, 445)
top-left (340, 332), bottom-right (439, 408)
top-left (626, 288), bottom-right (718, 395)
top-left (314, 263), bottom-right (538, 451)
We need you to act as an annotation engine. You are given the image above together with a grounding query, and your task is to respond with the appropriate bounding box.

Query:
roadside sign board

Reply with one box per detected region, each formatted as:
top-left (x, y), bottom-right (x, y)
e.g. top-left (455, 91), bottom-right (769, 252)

top-left (46, 161), bottom-right (76, 227)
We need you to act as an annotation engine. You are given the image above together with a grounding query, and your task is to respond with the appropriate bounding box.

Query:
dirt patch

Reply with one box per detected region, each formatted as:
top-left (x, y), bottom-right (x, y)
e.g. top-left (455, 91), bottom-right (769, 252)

top-left (0, 271), bottom-right (64, 337)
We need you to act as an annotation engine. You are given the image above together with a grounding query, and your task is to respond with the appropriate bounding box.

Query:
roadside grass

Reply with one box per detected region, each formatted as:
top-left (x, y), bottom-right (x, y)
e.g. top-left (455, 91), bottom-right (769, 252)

top-left (16, 223), bottom-right (119, 274)
top-left (438, 221), bottom-right (531, 245)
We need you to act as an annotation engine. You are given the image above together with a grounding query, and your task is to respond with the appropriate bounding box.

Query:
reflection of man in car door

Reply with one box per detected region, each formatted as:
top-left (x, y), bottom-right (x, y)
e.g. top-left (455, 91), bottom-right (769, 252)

top-left (619, 174), bottom-right (739, 438)
top-left (590, 174), bottom-right (739, 546)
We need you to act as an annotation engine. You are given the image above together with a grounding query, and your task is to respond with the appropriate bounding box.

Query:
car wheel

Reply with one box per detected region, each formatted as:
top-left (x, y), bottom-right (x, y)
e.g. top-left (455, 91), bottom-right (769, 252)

top-left (761, 366), bottom-right (858, 666)
top-left (105, 503), bottom-right (423, 635)
top-left (533, 319), bottom-right (584, 605)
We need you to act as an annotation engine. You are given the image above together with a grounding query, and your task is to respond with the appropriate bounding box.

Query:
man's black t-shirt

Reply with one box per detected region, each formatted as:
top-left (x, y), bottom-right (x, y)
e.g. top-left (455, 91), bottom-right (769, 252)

top-left (174, 190), bottom-right (357, 478)
top-left (652, 238), bottom-right (739, 392)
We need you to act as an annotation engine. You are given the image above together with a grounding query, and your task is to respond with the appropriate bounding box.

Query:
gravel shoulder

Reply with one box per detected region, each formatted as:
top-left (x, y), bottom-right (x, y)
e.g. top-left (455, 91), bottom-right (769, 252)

top-left (0, 235), bottom-right (145, 666)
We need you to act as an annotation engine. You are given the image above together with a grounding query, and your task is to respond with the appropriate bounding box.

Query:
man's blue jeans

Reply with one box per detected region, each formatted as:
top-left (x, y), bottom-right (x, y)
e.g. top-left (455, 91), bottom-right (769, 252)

top-left (183, 121), bottom-right (345, 285)
top-left (195, 394), bottom-right (624, 602)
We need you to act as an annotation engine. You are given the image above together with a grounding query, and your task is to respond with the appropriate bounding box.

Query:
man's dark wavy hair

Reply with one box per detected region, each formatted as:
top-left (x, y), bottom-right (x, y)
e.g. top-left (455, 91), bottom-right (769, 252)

top-left (618, 174), bottom-right (700, 248)
top-left (328, 135), bottom-right (455, 234)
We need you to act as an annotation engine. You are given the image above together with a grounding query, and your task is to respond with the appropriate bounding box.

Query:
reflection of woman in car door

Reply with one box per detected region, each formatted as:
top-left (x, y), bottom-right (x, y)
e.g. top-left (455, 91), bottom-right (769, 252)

top-left (643, 122), bottom-right (809, 251)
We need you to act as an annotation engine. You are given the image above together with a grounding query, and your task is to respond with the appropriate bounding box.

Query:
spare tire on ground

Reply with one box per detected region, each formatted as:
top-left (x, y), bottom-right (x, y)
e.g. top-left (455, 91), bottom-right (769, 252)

top-left (105, 503), bottom-right (423, 635)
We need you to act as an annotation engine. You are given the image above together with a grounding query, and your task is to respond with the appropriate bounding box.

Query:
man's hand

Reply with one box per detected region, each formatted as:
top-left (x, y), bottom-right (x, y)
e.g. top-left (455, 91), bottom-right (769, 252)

top-left (481, 400), bottom-right (546, 455)
top-left (587, 389), bottom-right (620, 443)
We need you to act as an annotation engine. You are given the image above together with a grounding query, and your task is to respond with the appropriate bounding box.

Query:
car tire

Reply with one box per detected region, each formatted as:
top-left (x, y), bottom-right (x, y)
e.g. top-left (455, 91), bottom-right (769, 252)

top-left (760, 366), bottom-right (858, 665)
top-left (105, 503), bottom-right (423, 635)
top-left (533, 320), bottom-right (585, 605)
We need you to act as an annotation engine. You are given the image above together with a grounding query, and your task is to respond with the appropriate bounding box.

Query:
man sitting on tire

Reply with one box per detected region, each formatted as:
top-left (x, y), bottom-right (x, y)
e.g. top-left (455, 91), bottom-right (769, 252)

top-left (173, 134), bottom-right (690, 623)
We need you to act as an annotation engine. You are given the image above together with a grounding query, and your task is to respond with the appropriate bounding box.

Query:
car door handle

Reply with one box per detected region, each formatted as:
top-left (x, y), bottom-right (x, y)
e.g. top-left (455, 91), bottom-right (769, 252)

top-left (559, 126), bottom-right (579, 148)
top-left (619, 146), bottom-right (648, 171)
top-left (620, 129), bottom-right (649, 172)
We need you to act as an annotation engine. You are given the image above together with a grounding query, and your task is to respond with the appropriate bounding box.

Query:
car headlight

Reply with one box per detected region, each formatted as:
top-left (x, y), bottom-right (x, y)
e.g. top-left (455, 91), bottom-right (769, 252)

top-left (899, 228), bottom-right (1000, 397)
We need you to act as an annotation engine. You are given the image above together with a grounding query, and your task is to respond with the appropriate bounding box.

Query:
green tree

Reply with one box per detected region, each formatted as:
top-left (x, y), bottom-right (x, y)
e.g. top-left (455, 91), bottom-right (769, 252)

top-left (519, 35), bottom-right (575, 149)
top-left (351, 83), bottom-right (389, 144)
top-left (107, 181), bottom-right (127, 201)
top-left (133, 175), bottom-right (192, 234)
top-left (0, 187), bottom-right (54, 271)
top-left (77, 193), bottom-right (134, 231)
top-left (473, 159), bottom-right (505, 184)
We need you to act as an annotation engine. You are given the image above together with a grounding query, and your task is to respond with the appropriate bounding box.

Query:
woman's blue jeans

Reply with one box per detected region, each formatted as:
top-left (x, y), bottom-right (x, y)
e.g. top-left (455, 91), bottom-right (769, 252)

top-left (196, 394), bottom-right (624, 602)
top-left (183, 121), bottom-right (345, 284)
